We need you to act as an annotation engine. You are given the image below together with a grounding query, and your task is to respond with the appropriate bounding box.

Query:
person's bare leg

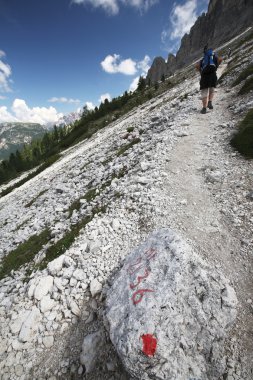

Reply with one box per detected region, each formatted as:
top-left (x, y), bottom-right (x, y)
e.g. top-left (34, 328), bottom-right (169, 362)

top-left (201, 89), bottom-right (208, 113)
top-left (208, 87), bottom-right (215, 109)
top-left (202, 97), bottom-right (208, 108)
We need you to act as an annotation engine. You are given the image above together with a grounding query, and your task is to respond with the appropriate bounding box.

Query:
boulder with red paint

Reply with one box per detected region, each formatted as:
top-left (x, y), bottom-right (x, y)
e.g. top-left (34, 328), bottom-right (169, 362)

top-left (105, 228), bottom-right (238, 380)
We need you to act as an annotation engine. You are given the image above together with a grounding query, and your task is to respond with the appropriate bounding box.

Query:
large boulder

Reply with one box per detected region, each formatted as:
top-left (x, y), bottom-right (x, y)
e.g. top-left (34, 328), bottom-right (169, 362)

top-left (105, 229), bottom-right (238, 380)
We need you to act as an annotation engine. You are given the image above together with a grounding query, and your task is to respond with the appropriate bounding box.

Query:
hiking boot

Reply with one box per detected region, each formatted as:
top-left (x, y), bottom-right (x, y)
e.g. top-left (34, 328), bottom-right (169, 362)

top-left (201, 107), bottom-right (207, 114)
top-left (208, 101), bottom-right (213, 109)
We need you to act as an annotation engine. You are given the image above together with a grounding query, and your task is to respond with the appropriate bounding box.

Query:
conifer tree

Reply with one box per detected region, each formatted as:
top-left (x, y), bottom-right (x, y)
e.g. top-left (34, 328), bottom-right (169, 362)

top-left (137, 76), bottom-right (146, 92)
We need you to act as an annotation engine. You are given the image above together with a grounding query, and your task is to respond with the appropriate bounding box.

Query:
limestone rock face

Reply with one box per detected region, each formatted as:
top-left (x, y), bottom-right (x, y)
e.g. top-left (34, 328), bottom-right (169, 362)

top-left (106, 229), bottom-right (238, 380)
top-left (145, 57), bottom-right (167, 85)
top-left (176, 0), bottom-right (253, 69)
top-left (166, 53), bottom-right (177, 76)
top-left (146, 0), bottom-right (253, 83)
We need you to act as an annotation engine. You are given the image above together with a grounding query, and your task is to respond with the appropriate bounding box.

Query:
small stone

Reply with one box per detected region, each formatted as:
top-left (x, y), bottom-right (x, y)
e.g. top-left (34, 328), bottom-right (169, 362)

top-left (34, 276), bottom-right (54, 301)
top-left (40, 296), bottom-right (55, 313)
top-left (15, 364), bottom-right (24, 376)
top-left (90, 279), bottom-right (102, 297)
top-left (48, 255), bottom-right (65, 275)
top-left (78, 366), bottom-right (83, 375)
top-left (68, 300), bottom-right (81, 317)
top-left (43, 336), bottom-right (54, 348)
top-left (80, 331), bottom-right (104, 373)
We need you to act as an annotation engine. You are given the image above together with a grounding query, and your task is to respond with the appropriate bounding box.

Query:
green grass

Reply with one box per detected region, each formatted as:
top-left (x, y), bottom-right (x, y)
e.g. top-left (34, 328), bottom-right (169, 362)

top-left (68, 199), bottom-right (82, 217)
top-left (233, 30), bottom-right (253, 50)
top-left (0, 229), bottom-right (51, 280)
top-left (84, 187), bottom-right (98, 202)
top-left (24, 189), bottom-right (48, 208)
top-left (116, 138), bottom-right (141, 157)
top-left (232, 64), bottom-right (253, 87)
top-left (102, 156), bottom-right (114, 166)
top-left (238, 76), bottom-right (253, 95)
top-left (38, 204), bottom-right (107, 270)
top-left (126, 126), bottom-right (134, 133)
top-left (231, 109), bottom-right (253, 158)
top-left (0, 202), bottom-right (108, 280)
top-left (0, 154), bottom-right (60, 198)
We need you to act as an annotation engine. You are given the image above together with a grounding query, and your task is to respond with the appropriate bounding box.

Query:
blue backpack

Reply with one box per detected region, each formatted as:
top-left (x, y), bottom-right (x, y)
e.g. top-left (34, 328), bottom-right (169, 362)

top-left (201, 49), bottom-right (217, 74)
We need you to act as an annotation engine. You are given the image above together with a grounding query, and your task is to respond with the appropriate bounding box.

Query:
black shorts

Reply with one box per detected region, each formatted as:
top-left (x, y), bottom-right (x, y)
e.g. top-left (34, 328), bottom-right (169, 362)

top-left (200, 72), bottom-right (217, 90)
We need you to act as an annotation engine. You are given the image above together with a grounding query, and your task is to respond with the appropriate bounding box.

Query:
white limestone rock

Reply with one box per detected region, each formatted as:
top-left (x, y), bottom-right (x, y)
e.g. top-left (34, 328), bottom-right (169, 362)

top-left (80, 331), bottom-right (105, 373)
top-left (90, 278), bottom-right (102, 297)
top-left (0, 339), bottom-right (7, 355)
top-left (43, 335), bottom-right (54, 348)
top-left (10, 310), bottom-right (30, 335)
top-left (54, 277), bottom-right (64, 291)
top-left (106, 228), bottom-right (238, 380)
top-left (73, 268), bottom-right (86, 282)
top-left (67, 299), bottom-right (81, 317)
top-left (19, 306), bottom-right (41, 343)
top-left (34, 276), bottom-right (54, 301)
top-left (48, 255), bottom-right (65, 275)
top-left (40, 295), bottom-right (55, 313)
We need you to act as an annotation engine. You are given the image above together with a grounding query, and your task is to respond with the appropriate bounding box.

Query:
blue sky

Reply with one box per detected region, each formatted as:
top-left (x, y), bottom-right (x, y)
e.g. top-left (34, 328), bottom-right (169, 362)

top-left (0, 0), bottom-right (208, 125)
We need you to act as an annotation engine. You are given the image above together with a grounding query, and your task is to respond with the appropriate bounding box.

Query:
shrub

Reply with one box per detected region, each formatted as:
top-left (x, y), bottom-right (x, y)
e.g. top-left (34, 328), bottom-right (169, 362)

top-left (232, 64), bottom-right (253, 87)
top-left (0, 229), bottom-right (51, 280)
top-left (238, 76), bottom-right (253, 95)
top-left (127, 126), bottom-right (134, 133)
top-left (231, 109), bottom-right (253, 158)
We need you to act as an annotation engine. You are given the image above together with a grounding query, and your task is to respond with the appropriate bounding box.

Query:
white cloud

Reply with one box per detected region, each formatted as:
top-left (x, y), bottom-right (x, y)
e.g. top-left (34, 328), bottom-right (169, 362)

top-left (71, 0), bottom-right (158, 14)
top-left (161, 0), bottom-right (209, 52)
top-left (99, 93), bottom-right (111, 103)
top-left (72, 0), bottom-right (119, 15)
top-left (0, 95), bottom-right (7, 100)
top-left (85, 101), bottom-right (95, 110)
top-left (0, 51), bottom-right (12, 93)
top-left (0, 99), bottom-right (63, 125)
top-left (101, 54), bottom-right (137, 75)
top-left (128, 55), bottom-right (150, 92)
top-left (129, 76), bottom-right (140, 92)
top-left (0, 106), bottom-right (17, 123)
top-left (170, 0), bottom-right (198, 39)
top-left (137, 55), bottom-right (151, 74)
top-left (101, 54), bottom-right (151, 76)
top-left (48, 97), bottom-right (80, 104)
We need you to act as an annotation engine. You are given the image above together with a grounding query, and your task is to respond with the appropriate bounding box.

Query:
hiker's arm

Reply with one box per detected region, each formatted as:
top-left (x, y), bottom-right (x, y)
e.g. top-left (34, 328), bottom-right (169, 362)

top-left (195, 61), bottom-right (201, 72)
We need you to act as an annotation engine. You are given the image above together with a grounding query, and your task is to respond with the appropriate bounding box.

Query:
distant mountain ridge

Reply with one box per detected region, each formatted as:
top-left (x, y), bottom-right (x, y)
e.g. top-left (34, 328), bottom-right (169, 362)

top-left (146, 0), bottom-right (253, 84)
top-left (0, 122), bottom-right (46, 160)
top-left (56, 110), bottom-right (82, 127)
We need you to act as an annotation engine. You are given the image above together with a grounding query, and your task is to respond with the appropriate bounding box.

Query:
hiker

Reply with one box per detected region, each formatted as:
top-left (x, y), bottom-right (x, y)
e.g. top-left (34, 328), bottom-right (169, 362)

top-left (228, 48), bottom-right (232, 58)
top-left (196, 45), bottom-right (222, 114)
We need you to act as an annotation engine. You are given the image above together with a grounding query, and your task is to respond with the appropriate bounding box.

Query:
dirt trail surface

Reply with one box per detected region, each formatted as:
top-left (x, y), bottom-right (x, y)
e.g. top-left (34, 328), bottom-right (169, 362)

top-left (0, 63), bottom-right (253, 380)
top-left (162, 72), bottom-right (253, 373)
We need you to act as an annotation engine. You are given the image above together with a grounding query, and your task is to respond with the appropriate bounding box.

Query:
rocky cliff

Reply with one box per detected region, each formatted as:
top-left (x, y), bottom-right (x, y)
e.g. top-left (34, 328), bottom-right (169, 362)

top-left (146, 0), bottom-right (253, 84)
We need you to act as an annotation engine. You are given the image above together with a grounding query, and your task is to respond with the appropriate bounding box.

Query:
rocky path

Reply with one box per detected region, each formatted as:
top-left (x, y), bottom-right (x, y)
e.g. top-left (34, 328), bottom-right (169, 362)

top-left (162, 83), bottom-right (253, 376)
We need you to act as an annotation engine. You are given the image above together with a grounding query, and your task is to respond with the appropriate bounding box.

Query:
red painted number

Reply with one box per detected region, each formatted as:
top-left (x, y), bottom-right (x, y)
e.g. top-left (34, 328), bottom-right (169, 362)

top-left (130, 268), bottom-right (150, 289)
top-left (144, 247), bottom-right (158, 261)
top-left (127, 257), bottom-right (145, 275)
top-left (132, 289), bottom-right (154, 305)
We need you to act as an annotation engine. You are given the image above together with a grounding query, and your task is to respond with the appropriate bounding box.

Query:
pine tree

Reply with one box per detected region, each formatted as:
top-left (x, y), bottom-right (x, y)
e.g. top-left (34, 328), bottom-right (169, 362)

top-left (137, 76), bottom-right (146, 92)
